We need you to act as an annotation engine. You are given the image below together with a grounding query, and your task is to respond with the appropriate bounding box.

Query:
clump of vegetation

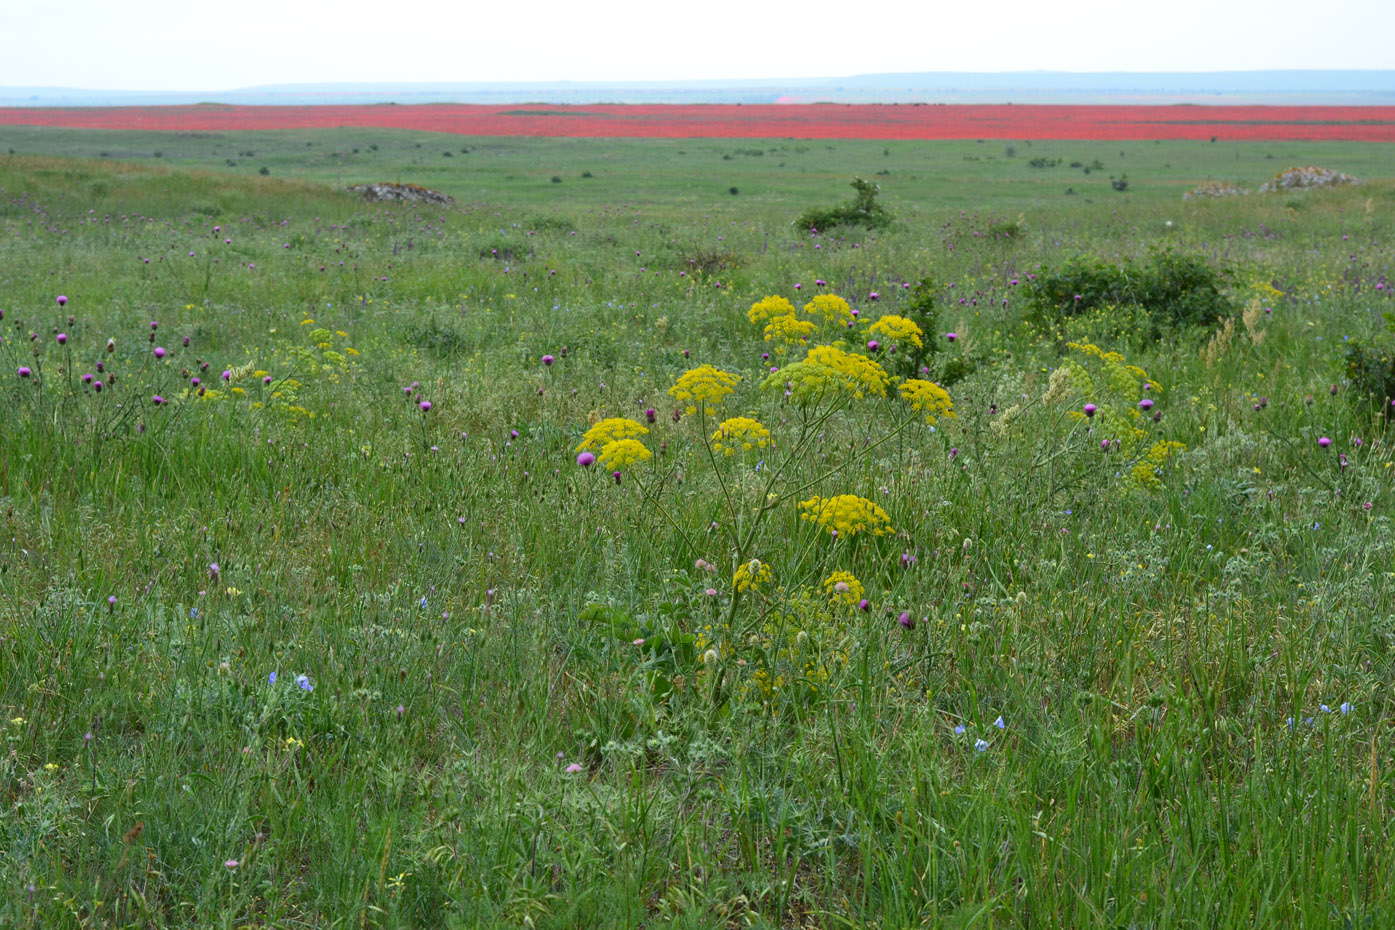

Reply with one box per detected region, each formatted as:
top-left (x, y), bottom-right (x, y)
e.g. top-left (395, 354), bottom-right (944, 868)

top-left (1343, 312), bottom-right (1395, 416)
top-left (1026, 248), bottom-right (1234, 335)
top-left (796, 176), bottom-right (893, 232)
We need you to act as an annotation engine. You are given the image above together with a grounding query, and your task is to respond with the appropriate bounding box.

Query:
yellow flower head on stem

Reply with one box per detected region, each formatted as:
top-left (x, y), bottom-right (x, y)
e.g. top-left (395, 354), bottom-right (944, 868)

top-left (802, 294), bottom-right (854, 329)
top-left (669, 365), bottom-right (741, 416)
top-left (822, 571), bottom-right (864, 606)
top-left (710, 417), bottom-right (771, 455)
top-left (800, 494), bottom-right (893, 538)
top-left (576, 417), bottom-right (648, 452)
top-left (748, 295), bottom-right (798, 327)
top-left (733, 559), bottom-right (773, 593)
top-left (898, 379), bottom-right (956, 425)
top-left (598, 438), bottom-right (652, 471)
top-left (867, 314), bottom-right (924, 349)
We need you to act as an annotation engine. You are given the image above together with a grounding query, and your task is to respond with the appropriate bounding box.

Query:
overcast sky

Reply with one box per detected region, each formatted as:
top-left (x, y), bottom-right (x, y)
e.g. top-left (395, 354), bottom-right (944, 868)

top-left (6, 0), bottom-right (1394, 90)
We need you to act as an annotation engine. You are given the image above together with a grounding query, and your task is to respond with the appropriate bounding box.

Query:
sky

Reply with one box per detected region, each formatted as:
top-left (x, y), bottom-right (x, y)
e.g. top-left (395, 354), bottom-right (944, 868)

top-left (6, 0), bottom-right (1394, 90)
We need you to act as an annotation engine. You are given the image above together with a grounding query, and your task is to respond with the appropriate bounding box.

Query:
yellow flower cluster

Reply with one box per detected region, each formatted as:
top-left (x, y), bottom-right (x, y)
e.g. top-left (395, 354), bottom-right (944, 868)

top-left (733, 558), bottom-right (773, 593)
top-left (576, 417), bottom-right (648, 452)
top-left (1067, 342), bottom-right (1158, 399)
top-left (747, 295), bottom-right (798, 326)
top-left (669, 365), bottom-right (741, 416)
top-left (898, 379), bottom-right (956, 425)
top-left (822, 571), bottom-right (864, 606)
top-left (1130, 440), bottom-right (1186, 490)
top-left (799, 494), bottom-right (892, 537)
top-left (597, 438), bottom-right (652, 471)
top-left (802, 294), bottom-right (854, 329)
top-left (867, 314), bottom-right (924, 349)
top-left (710, 417), bottom-right (771, 455)
top-left (768, 345), bottom-right (890, 403)
top-left (763, 314), bottom-right (817, 348)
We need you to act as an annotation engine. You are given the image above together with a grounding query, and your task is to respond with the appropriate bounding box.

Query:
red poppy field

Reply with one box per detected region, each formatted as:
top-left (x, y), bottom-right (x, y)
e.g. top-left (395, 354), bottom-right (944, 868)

top-left (2, 102), bottom-right (1395, 141)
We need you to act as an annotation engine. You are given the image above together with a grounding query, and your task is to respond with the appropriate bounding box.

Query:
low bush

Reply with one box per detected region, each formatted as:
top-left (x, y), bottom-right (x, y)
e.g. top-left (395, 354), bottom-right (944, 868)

top-left (796, 177), bottom-right (893, 232)
top-left (1025, 248), bottom-right (1234, 336)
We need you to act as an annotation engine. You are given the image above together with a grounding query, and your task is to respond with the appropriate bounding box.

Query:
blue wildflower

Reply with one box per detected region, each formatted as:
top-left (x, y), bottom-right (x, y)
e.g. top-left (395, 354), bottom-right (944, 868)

top-left (295, 674), bottom-right (314, 692)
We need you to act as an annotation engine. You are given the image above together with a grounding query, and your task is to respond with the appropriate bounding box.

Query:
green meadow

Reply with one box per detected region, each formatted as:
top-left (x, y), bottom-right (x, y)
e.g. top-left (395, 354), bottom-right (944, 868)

top-left (2, 129), bottom-right (1394, 928)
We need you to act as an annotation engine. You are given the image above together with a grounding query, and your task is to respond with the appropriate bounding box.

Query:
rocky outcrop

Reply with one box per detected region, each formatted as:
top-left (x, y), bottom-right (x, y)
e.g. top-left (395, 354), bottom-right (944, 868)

top-left (348, 182), bottom-right (454, 205)
top-left (1258, 166), bottom-right (1361, 193)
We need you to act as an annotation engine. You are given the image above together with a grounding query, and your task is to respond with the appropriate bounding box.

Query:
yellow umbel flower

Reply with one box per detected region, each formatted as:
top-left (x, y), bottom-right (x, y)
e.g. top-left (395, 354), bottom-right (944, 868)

top-left (799, 494), bottom-right (892, 538)
top-left (748, 295), bottom-right (797, 326)
top-left (763, 314), bottom-right (818, 347)
top-left (767, 346), bottom-right (890, 403)
top-left (898, 379), bottom-right (956, 425)
top-left (576, 417), bottom-right (648, 452)
top-left (669, 365), bottom-right (741, 416)
top-left (867, 314), bottom-right (924, 349)
top-left (1130, 440), bottom-right (1186, 490)
top-left (802, 294), bottom-right (853, 329)
top-left (733, 558), bottom-right (773, 593)
top-left (597, 438), bottom-right (651, 470)
top-left (822, 571), bottom-right (864, 606)
top-left (710, 417), bottom-right (771, 455)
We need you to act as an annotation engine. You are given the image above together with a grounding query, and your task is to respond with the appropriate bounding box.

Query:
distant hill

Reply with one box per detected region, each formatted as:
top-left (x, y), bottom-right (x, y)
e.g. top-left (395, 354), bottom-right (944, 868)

top-left (4, 71), bottom-right (1395, 107)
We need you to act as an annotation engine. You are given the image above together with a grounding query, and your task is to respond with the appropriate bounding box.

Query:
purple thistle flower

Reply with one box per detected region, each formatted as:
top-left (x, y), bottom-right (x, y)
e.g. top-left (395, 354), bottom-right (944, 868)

top-left (18, 366), bottom-right (32, 378)
top-left (1318, 437), bottom-right (1332, 448)
top-left (420, 401), bottom-right (432, 412)
top-left (946, 332), bottom-right (958, 342)
top-left (56, 333), bottom-right (67, 345)
top-left (1083, 403), bottom-right (1097, 417)
top-left (152, 395), bottom-right (164, 405)
top-left (1138, 398), bottom-right (1154, 411)
top-left (153, 347), bottom-right (166, 359)
top-left (56, 295), bottom-right (67, 306)
top-left (577, 452), bottom-right (595, 467)
top-left (542, 354), bottom-right (555, 366)
top-left (866, 340), bottom-right (879, 351)
top-left (858, 598), bottom-right (870, 611)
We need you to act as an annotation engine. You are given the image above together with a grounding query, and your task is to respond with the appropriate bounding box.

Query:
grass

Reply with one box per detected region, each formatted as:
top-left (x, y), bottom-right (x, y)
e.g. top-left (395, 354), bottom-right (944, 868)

top-left (1, 132), bottom-right (1394, 928)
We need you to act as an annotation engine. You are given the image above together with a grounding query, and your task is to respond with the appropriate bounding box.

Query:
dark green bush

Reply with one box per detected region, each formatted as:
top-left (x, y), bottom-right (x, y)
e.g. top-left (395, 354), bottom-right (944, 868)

top-left (1342, 316), bottom-right (1395, 417)
top-left (796, 177), bottom-right (893, 232)
top-left (891, 277), bottom-right (981, 387)
top-left (1024, 249), bottom-right (1233, 336)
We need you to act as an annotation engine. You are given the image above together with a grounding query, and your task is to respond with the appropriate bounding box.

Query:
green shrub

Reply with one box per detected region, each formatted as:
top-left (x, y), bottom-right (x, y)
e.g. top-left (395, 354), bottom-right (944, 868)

top-left (796, 177), bottom-right (893, 232)
top-left (1342, 317), bottom-right (1395, 417)
top-left (1025, 248), bottom-right (1233, 336)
